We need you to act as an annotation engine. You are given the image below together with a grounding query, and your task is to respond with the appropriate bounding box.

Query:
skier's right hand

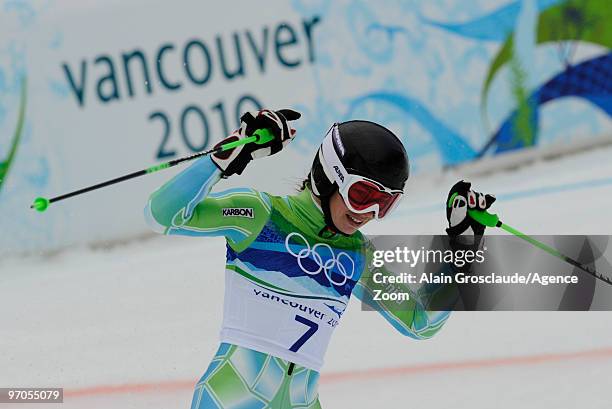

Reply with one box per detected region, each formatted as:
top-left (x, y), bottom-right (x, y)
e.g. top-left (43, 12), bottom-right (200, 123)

top-left (211, 109), bottom-right (301, 177)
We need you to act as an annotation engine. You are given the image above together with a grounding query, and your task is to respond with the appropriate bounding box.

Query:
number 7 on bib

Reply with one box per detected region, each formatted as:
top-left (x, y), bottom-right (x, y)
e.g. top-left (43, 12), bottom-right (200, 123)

top-left (289, 315), bottom-right (319, 352)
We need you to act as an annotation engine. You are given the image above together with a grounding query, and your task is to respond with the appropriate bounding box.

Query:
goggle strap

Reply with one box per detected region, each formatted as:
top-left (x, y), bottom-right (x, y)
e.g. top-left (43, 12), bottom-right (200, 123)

top-left (317, 148), bottom-right (336, 188)
top-left (321, 125), bottom-right (350, 188)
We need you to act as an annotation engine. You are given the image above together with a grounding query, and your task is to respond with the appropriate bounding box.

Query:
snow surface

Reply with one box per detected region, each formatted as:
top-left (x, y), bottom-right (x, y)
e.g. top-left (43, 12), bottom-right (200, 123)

top-left (2, 146), bottom-right (612, 408)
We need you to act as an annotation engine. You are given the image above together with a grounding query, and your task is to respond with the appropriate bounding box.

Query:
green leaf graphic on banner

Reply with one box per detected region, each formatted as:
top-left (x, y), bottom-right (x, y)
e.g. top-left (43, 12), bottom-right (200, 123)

top-left (0, 77), bottom-right (27, 195)
top-left (481, 0), bottom-right (612, 123)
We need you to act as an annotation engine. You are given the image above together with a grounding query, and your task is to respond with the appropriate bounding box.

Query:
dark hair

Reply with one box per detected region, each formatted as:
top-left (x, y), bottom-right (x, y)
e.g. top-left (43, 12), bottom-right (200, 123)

top-left (298, 177), bottom-right (310, 192)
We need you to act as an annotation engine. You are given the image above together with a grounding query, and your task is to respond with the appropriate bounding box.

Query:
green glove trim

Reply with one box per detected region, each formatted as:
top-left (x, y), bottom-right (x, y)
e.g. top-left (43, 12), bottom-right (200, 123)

top-left (467, 209), bottom-right (501, 227)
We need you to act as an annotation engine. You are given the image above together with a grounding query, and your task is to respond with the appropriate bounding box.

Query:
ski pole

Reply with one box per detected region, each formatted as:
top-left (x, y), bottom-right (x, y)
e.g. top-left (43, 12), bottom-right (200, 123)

top-left (468, 209), bottom-right (612, 286)
top-left (30, 128), bottom-right (275, 212)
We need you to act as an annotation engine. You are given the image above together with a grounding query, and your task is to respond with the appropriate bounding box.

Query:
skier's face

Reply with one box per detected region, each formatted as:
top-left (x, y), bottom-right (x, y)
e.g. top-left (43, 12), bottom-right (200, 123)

top-left (329, 191), bottom-right (375, 234)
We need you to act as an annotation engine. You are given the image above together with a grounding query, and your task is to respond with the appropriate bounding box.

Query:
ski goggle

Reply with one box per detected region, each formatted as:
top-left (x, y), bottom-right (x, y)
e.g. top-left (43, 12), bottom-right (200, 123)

top-left (319, 124), bottom-right (404, 219)
top-left (338, 175), bottom-right (403, 219)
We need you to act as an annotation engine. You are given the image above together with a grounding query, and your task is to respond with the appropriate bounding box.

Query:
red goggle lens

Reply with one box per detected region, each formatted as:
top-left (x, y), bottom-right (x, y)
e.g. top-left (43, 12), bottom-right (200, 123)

top-left (346, 180), bottom-right (402, 218)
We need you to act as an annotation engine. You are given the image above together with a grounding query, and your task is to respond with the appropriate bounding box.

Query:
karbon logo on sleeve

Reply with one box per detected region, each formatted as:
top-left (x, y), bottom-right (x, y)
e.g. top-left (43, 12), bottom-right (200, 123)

top-left (222, 208), bottom-right (254, 218)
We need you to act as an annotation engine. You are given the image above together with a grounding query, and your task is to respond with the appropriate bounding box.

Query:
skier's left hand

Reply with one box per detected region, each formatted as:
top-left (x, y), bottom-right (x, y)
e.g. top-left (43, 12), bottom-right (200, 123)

top-left (212, 108), bottom-right (301, 177)
top-left (446, 180), bottom-right (496, 237)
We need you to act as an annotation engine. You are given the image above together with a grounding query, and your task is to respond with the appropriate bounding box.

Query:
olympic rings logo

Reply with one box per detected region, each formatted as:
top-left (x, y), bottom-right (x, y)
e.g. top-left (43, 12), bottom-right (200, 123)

top-left (285, 232), bottom-right (355, 287)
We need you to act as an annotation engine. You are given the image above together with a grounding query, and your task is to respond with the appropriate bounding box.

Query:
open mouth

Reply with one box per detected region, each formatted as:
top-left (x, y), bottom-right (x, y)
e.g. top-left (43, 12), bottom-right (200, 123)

top-left (346, 214), bottom-right (366, 226)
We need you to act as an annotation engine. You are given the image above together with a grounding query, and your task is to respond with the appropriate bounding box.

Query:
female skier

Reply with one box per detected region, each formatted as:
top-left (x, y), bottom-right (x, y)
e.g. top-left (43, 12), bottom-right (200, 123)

top-left (145, 109), bottom-right (495, 408)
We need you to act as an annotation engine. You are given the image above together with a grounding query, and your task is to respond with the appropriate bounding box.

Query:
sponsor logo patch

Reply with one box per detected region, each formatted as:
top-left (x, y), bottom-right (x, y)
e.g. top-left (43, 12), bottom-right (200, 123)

top-left (222, 207), bottom-right (254, 218)
top-left (333, 165), bottom-right (345, 183)
top-left (333, 128), bottom-right (345, 156)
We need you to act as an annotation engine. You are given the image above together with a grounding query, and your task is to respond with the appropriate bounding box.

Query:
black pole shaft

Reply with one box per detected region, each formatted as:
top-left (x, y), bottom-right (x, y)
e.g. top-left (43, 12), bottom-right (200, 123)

top-left (35, 145), bottom-right (222, 208)
top-left (560, 255), bottom-right (612, 286)
top-left (48, 168), bottom-right (148, 204)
